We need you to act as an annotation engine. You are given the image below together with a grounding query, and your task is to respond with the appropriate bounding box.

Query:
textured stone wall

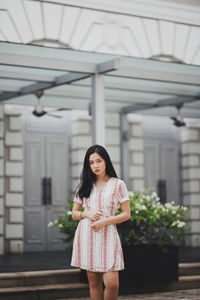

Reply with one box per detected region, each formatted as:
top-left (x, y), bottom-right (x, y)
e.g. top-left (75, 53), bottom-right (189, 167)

top-left (70, 113), bottom-right (144, 194)
top-left (0, 105), bottom-right (4, 254)
top-left (4, 109), bottom-right (24, 253)
top-left (128, 121), bottom-right (145, 192)
top-left (181, 127), bottom-right (200, 247)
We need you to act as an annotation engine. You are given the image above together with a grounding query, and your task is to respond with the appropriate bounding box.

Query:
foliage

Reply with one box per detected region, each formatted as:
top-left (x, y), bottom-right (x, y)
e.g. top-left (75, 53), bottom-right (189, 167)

top-left (48, 198), bottom-right (78, 243)
top-left (48, 189), bottom-right (191, 247)
top-left (117, 189), bottom-right (191, 247)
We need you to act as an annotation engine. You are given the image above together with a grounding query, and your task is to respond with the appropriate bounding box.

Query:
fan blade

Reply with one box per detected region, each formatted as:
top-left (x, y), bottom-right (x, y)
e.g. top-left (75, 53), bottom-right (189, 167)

top-left (47, 108), bottom-right (71, 113)
top-left (56, 108), bottom-right (71, 111)
top-left (46, 113), bottom-right (62, 118)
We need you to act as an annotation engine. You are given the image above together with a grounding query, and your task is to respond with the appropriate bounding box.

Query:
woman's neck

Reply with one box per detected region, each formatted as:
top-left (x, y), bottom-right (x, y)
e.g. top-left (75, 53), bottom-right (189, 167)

top-left (95, 174), bottom-right (110, 184)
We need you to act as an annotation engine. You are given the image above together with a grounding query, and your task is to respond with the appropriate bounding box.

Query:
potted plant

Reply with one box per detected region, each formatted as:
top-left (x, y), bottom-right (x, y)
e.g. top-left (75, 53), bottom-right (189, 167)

top-left (117, 189), bottom-right (191, 285)
top-left (48, 189), bottom-right (191, 285)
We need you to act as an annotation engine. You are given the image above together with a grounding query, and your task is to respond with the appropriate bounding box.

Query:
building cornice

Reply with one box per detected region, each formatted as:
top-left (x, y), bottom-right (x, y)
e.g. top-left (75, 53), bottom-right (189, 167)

top-left (41, 0), bottom-right (200, 26)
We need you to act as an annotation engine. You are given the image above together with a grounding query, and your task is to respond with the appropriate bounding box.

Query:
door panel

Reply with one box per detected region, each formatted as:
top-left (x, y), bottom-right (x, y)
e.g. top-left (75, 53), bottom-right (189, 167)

top-left (24, 207), bottom-right (46, 251)
top-left (24, 132), bottom-right (68, 251)
top-left (47, 137), bottom-right (68, 206)
top-left (160, 142), bottom-right (180, 204)
top-left (24, 137), bottom-right (45, 206)
top-left (24, 137), bottom-right (46, 251)
top-left (144, 140), bottom-right (159, 191)
top-left (144, 138), bottom-right (180, 204)
top-left (46, 136), bottom-right (68, 250)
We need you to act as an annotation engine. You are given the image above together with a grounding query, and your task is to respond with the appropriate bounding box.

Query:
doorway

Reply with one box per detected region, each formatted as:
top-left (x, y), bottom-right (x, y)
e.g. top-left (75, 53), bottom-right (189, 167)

top-left (144, 117), bottom-right (181, 204)
top-left (23, 116), bottom-right (69, 251)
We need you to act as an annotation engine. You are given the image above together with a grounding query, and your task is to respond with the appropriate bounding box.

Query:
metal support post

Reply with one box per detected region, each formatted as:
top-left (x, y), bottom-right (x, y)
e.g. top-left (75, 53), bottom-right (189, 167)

top-left (120, 112), bottom-right (129, 185)
top-left (91, 73), bottom-right (105, 146)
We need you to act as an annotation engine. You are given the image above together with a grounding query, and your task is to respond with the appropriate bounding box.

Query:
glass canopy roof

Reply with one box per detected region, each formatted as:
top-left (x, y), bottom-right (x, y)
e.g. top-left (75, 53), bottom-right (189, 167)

top-left (0, 41), bottom-right (200, 119)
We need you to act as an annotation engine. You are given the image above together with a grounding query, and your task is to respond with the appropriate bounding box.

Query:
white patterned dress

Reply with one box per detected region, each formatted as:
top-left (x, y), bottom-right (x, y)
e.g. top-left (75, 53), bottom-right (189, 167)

top-left (71, 177), bottom-right (129, 272)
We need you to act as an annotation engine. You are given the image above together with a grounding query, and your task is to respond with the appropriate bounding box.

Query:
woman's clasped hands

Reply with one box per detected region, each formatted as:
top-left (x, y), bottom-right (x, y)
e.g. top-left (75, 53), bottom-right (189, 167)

top-left (84, 209), bottom-right (106, 232)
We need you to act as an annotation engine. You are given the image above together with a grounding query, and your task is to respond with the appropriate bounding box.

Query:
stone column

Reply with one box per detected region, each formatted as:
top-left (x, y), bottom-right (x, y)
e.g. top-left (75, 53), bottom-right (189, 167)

top-left (70, 113), bottom-right (145, 194)
top-left (71, 116), bottom-right (92, 193)
top-left (105, 112), bottom-right (121, 177)
top-left (70, 112), bottom-right (121, 193)
top-left (4, 109), bottom-right (24, 253)
top-left (0, 105), bottom-right (4, 254)
top-left (181, 127), bottom-right (200, 247)
top-left (128, 121), bottom-right (145, 192)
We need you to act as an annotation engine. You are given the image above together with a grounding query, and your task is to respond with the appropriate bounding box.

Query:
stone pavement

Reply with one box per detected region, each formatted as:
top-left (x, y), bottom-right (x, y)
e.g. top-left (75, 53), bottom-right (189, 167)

top-left (67, 289), bottom-right (200, 299)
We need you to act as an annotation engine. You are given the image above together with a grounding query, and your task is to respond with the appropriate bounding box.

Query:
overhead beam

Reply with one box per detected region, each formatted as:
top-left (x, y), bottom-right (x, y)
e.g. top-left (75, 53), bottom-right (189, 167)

top-left (156, 95), bottom-right (200, 106)
top-left (0, 53), bottom-right (97, 74)
top-left (0, 70), bottom-right (54, 82)
top-left (97, 59), bottom-right (120, 74)
top-left (110, 56), bottom-right (200, 85)
top-left (0, 58), bottom-right (120, 102)
top-left (122, 95), bottom-right (200, 114)
top-left (0, 72), bottom-right (91, 102)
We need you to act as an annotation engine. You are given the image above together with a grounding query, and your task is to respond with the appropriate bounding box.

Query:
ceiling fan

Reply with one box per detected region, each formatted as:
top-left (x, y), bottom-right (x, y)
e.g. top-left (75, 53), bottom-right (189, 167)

top-left (170, 103), bottom-right (186, 127)
top-left (32, 90), bottom-right (71, 118)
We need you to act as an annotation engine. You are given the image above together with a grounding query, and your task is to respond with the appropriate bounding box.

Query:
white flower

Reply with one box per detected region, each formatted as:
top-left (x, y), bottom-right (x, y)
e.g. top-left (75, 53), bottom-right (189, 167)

top-left (48, 222), bottom-right (53, 227)
top-left (177, 221), bottom-right (186, 228)
top-left (141, 205), bottom-right (147, 210)
top-left (67, 211), bottom-right (72, 215)
top-left (171, 220), bottom-right (186, 228)
top-left (171, 221), bottom-right (177, 227)
top-left (135, 210), bottom-right (139, 214)
top-left (165, 203), bottom-right (172, 208)
top-left (58, 224), bottom-right (63, 228)
top-left (151, 192), bottom-right (157, 198)
top-left (135, 203), bottom-right (142, 209)
top-left (182, 206), bottom-right (188, 211)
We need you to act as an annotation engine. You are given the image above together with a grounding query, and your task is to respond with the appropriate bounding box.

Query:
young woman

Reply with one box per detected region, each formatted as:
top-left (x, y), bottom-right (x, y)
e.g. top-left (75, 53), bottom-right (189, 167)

top-left (71, 144), bottom-right (131, 300)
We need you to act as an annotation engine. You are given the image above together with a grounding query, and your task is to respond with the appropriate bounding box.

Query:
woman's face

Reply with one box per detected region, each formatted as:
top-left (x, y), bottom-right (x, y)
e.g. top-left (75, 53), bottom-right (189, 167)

top-left (89, 152), bottom-right (106, 177)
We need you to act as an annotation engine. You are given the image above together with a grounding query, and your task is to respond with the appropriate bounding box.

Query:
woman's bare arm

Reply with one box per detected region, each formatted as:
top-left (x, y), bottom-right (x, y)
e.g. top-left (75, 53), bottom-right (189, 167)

top-left (91, 200), bottom-right (131, 232)
top-left (72, 202), bottom-right (102, 221)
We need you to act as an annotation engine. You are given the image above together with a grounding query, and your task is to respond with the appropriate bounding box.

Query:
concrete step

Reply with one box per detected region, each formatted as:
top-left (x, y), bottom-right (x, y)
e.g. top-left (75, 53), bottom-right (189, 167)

top-left (179, 262), bottom-right (200, 276)
top-left (177, 275), bottom-right (200, 290)
top-left (0, 269), bottom-right (80, 288)
top-left (0, 282), bottom-right (89, 300)
top-left (1, 275), bottom-right (200, 300)
top-left (120, 275), bottom-right (200, 295)
top-left (0, 265), bottom-right (200, 300)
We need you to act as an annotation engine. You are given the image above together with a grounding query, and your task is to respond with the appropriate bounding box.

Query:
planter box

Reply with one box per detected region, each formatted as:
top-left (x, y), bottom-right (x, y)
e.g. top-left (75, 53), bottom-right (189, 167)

top-left (120, 245), bottom-right (179, 286)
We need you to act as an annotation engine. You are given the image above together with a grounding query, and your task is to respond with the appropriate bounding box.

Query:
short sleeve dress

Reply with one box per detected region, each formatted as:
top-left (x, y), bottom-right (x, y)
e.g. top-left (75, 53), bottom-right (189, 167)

top-left (71, 177), bottom-right (129, 272)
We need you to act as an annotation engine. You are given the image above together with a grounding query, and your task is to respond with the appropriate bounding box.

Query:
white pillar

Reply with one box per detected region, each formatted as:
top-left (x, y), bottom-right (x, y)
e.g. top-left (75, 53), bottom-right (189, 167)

top-left (91, 74), bottom-right (105, 146)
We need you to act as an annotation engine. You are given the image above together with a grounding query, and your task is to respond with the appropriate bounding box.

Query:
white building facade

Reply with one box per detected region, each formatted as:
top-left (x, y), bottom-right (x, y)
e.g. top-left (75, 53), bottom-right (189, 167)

top-left (0, 0), bottom-right (200, 254)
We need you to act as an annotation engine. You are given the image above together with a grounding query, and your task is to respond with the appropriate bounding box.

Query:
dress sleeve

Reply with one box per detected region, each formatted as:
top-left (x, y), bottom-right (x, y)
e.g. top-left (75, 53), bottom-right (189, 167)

top-left (117, 180), bottom-right (129, 203)
top-left (73, 194), bottom-right (83, 204)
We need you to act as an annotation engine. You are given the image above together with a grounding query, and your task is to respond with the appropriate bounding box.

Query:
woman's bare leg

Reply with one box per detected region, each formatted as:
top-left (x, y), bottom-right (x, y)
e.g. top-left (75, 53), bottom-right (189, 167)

top-left (86, 271), bottom-right (103, 300)
top-left (103, 271), bottom-right (119, 300)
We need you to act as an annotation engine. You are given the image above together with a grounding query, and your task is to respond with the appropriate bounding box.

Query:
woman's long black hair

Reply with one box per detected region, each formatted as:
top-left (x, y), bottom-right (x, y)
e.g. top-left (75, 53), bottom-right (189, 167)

top-left (76, 144), bottom-right (118, 199)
